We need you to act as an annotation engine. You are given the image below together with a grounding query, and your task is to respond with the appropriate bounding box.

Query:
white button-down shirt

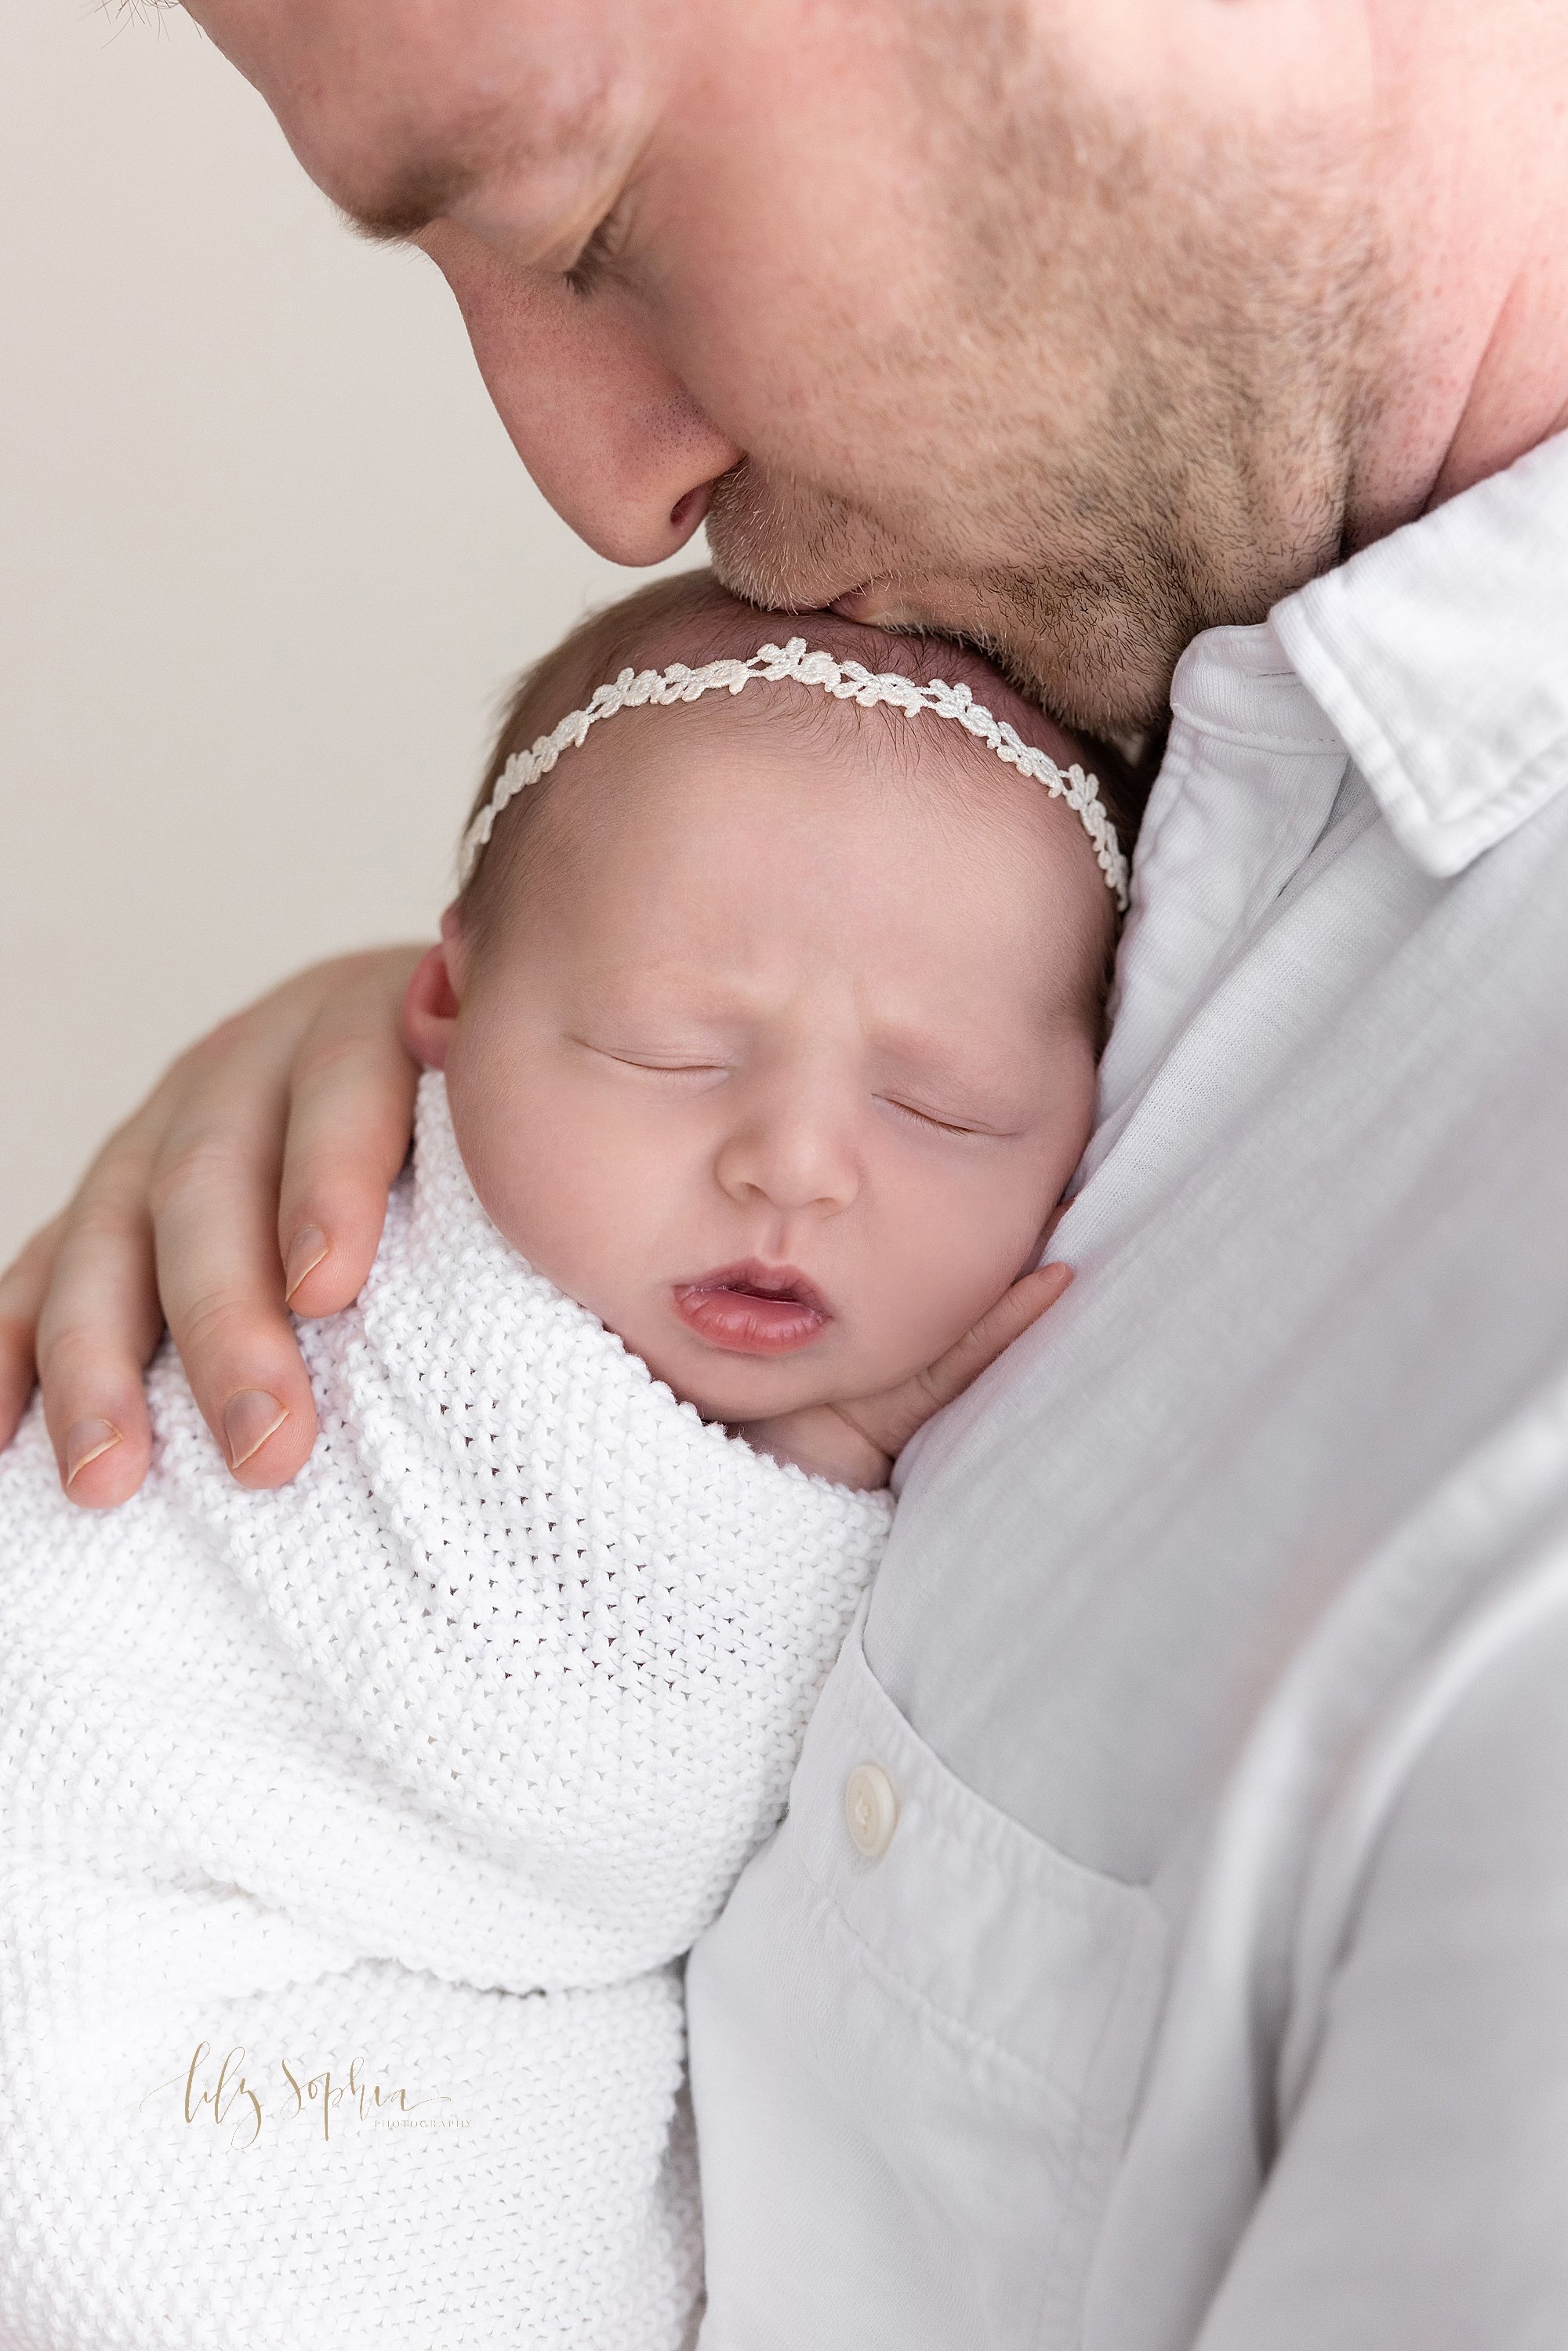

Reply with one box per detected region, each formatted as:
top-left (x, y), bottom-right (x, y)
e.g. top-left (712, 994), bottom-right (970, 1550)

top-left (687, 428), bottom-right (1568, 2349)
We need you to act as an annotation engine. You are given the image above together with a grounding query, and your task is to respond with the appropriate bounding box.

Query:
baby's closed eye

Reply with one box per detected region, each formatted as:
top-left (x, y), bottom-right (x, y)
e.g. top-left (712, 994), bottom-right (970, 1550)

top-left (876, 1094), bottom-right (1019, 1141)
top-left (571, 1035), bottom-right (732, 1078)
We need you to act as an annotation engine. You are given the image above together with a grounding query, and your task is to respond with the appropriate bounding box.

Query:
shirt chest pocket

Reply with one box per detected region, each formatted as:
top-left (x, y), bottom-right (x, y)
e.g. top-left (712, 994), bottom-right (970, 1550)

top-left (689, 1612), bottom-right (1168, 2351)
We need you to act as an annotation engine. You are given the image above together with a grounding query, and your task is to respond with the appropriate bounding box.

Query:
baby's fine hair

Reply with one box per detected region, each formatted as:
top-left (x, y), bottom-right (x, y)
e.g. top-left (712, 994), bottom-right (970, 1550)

top-left (456, 568), bottom-right (1136, 935)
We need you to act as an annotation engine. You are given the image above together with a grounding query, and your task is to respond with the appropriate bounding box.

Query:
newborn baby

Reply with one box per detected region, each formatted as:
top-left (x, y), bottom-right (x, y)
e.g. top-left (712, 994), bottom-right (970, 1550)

top-left (0, 571), bottom-right (1124, 2351)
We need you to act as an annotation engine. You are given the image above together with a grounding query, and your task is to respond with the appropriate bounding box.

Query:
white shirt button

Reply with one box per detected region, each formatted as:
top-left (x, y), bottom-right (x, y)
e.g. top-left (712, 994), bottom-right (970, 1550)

top-left (844, 1761), bottom-right (899, 1859)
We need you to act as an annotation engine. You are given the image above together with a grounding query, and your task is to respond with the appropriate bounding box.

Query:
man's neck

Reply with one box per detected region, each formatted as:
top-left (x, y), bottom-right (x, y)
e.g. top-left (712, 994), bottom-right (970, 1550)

top-left (1347, 0), bottom-right (1568, 551)
top-left (1428, 246), bottom-right (1568, 514)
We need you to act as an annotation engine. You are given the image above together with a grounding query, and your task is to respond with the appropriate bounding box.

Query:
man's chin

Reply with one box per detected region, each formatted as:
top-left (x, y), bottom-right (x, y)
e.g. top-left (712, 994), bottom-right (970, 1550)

top-left (706, 480), bottom-right (1185, 731)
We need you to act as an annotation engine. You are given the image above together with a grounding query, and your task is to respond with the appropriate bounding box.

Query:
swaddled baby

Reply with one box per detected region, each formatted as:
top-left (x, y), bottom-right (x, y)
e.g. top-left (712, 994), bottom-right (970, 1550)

top-left (0, 571), bottom-right (1126, 2351)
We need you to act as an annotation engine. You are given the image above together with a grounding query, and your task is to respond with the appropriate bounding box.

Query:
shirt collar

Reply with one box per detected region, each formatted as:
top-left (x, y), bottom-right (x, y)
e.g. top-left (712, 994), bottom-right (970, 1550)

top-left (1270, 428), bottom-right (1568, 877)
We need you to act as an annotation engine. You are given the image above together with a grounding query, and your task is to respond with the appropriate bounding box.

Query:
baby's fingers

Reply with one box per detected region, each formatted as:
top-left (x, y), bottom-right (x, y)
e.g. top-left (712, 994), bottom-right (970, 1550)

top-left (847, 1262), bottom-right (1073, 1464)
top-left (921, 1262), bottom-right (1073, 1412)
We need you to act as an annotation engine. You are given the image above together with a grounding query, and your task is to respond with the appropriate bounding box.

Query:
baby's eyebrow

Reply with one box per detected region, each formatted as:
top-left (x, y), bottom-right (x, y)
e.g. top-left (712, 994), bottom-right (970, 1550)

top-left (869, 1029), bottom-right (1038, 1117)
top-left (870, 1015), bottom-right (1022, 1077)
top-left (580, 960), bottom-right (764, 1014)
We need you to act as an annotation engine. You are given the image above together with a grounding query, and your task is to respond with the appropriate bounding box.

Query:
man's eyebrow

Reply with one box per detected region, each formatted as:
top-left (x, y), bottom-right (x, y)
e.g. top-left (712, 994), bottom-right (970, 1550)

top-left (334, 83), bottom-right (630, 252)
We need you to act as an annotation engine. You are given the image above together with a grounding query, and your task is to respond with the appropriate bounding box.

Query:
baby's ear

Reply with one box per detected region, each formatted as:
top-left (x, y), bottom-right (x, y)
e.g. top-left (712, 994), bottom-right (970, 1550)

top-left (401, 907), bottom-right (467, 1070)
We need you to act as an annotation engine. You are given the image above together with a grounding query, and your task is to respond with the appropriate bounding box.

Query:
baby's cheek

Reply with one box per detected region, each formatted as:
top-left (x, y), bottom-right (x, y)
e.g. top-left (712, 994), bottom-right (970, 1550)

top-left (445, 1071), bottom-right (581, 1283)
top-left (865, 1185), bottom-right (1049, 1380)
top-left (849, 1267), bottom-right (982, 1393)
top-left (443, 1068), bottom-right (524, 1244)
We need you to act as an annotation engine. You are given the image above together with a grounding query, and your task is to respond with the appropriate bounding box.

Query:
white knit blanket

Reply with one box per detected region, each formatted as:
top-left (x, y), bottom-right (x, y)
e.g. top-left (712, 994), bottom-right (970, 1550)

top-left (0, 1075), bottom-right (889, 2351)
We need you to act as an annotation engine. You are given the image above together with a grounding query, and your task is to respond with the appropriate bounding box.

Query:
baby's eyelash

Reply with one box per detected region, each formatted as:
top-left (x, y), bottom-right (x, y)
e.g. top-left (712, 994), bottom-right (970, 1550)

top-left (595, 1048), bottom-right (727, 1076)
top-left (881, 1097), bottom-right (982, 1139)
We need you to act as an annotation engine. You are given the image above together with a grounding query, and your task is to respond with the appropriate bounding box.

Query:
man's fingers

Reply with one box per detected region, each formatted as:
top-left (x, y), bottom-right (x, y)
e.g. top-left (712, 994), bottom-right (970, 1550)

top-left (34, 1124), bottom-right (166, 1509)
top-left (0, 1216), bottom-right (63, 1448)
top-left (147, 1034), bottom-right (321, 1491)
top-left (20, 949), bottom-right (424, 1504)
top-left (277, 948), bottom-right (423, 1319)
top-left (148, 949), bottom-right (421, 1486)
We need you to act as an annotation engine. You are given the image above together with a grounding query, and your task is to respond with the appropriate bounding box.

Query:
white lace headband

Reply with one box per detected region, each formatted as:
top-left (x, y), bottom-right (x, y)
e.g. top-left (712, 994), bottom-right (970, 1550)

top-left (459, 636), bottom-right (1129, 910)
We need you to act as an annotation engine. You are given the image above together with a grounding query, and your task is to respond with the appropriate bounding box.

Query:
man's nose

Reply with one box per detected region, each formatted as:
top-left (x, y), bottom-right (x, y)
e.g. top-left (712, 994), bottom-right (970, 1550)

top-left (714, 1091), bottom-right (861, 1221)
top-left (426, 226), bottom-right (743, 568)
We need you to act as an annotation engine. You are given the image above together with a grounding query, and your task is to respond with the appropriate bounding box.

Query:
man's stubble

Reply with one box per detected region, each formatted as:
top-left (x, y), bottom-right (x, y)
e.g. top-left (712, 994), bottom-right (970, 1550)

top-left (706, 19), bottom-right (1393, 735)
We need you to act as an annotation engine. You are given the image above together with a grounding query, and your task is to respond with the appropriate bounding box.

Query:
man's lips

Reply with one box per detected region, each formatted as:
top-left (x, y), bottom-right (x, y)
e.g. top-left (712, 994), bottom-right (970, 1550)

top-left (830, 579), bottom-right (938, 630)
top-left (829, 582), bottom-right (887, 622)
top-left (670, 1262), bottom-right (832, 1355)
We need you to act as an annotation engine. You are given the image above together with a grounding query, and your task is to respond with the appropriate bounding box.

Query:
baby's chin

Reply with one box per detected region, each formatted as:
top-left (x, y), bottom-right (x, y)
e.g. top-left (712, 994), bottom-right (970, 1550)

top-left (637, 1332), bottom-right (862, 1431)
top-left (665, 1364), bottom-right (844, 1431)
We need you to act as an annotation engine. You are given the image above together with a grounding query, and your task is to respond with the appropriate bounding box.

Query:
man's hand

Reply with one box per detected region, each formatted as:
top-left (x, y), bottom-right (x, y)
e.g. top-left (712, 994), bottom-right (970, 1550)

top-left (0, 948), bottom-right (423, 1507)
top-left (734, 1262), bottom-right (1074, 1489)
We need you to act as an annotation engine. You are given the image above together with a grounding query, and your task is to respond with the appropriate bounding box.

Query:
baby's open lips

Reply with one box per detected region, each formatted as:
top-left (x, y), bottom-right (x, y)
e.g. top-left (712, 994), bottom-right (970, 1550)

top-left (670, 1261), bottom-right (833, 1355)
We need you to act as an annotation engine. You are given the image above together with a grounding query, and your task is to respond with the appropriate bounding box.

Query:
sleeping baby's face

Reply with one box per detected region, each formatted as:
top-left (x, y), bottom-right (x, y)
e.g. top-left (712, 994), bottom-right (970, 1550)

top-left (405, 696), bottom-right (1112, 1428)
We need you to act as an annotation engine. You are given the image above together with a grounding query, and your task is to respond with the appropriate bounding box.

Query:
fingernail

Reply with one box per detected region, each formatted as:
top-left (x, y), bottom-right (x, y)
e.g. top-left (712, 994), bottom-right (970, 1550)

top-left (64, 1417), bottom-right (122, 1487)
top-left (224, 1389), bottom-right (289, 1471)
top-left (283, 1225), bottom-right (328, 1303)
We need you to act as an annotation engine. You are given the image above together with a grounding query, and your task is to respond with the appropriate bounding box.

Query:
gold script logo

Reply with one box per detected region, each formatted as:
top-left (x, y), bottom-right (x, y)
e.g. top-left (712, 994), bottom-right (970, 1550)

top-left (141, 2041), bottom-right (467, 2150)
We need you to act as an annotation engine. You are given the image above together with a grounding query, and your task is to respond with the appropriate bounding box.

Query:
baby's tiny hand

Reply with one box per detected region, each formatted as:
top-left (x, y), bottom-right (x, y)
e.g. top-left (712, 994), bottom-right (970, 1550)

top-left (735, 1263), bottom-right (1073, 1489)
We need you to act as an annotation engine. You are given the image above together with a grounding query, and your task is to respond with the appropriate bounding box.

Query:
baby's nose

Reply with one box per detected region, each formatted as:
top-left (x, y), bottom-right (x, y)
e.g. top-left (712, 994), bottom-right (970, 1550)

top-left (714, 1097), bottom-right (860, 1217)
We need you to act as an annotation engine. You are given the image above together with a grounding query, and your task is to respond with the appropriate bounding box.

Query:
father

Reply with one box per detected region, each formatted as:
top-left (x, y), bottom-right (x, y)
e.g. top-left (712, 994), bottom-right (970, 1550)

top-left (6, 2), bottom-right (1568, 2342)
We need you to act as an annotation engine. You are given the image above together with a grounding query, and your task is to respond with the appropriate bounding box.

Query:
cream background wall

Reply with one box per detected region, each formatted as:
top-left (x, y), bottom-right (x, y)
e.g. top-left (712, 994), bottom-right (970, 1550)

top-left (0, 0), bottom-right (702, 1264)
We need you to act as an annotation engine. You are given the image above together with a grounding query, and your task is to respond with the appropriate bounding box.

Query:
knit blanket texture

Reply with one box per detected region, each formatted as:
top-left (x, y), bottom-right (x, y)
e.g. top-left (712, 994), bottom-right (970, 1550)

top-left (0, 1074), bottom-right (889, 2351)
